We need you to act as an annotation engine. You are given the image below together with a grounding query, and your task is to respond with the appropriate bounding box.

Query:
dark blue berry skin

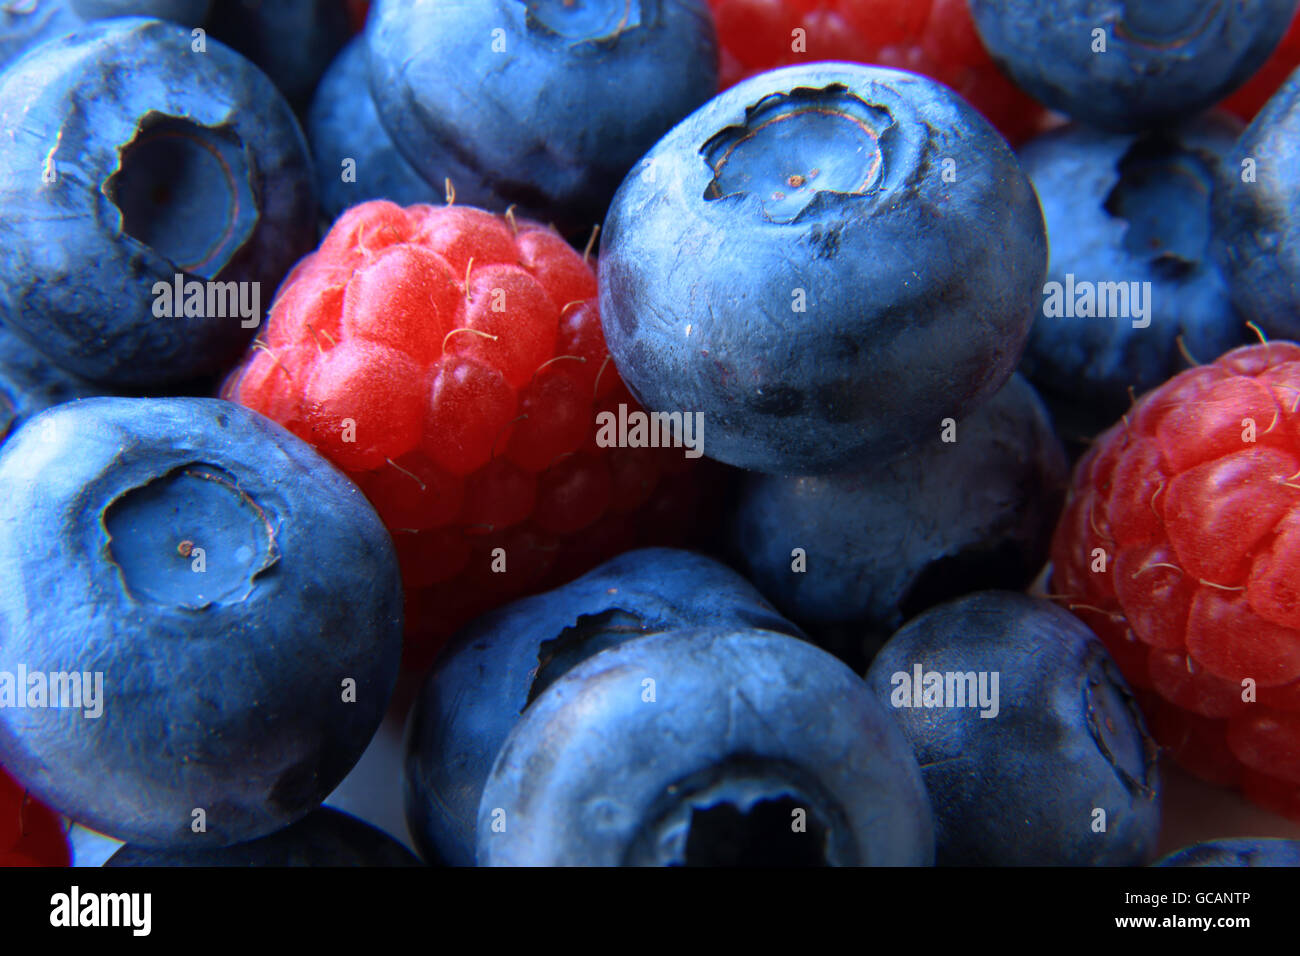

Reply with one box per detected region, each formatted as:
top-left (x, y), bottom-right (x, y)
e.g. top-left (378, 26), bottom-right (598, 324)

top-left (405, 547), bottom-right (804, 867)
top-left (865, 592), bottom-right (1162, 866)
top-left (307, 37), bottom-right (439, 223)
top-left (478, 627), bottom-right (934, 866)
top-left (105, 808), bottom-right (420, 866)
top-left (0, 2), bottom-right (210, 73)
top-left (208, 0), bottom-right (349, 110)
top-left (0, 18), bottom-right (316, 388)
top-left (0, 1), bottom-right (79, 71)
top-left (1155, 838), bottom-right (1300, 867)
top-left (0, 397), bottom-right (403, 849)
top-left (0, 325), bottom-right (102, 448)
top-left (1019, 114), bottom-right (1248, 435)
top-left (365, 0), bottom-right (718, 235)
top-left (599, 63), bottom-right (1046, 475)
top-left (1213, 70), bottom-right (1300, 340)
top-left (729, 375), bottom-right (1067, 654)
top-left (969, 0), bottom-right (1298, 132)
top-left (70, 1), bottom-right (210, 23)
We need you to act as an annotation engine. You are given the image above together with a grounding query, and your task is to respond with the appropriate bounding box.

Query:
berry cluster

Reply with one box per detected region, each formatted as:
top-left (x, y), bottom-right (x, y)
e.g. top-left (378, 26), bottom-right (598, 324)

top-left (3, 0), bottom-right (1300, 871)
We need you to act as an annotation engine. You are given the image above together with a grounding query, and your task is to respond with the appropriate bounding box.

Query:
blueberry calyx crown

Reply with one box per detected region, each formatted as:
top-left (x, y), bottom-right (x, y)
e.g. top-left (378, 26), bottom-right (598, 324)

top-left (526, 607), bottom-right (658, 705)
top-left (102, 111), bottom-right (258, 280)
top-left (1112, 0), bottom-right (1222, 49)
top-left (624, 756), bottom-right (854, 866)
top-left (104, 462), bottom-right (280, 610)
top-left (519, 0), bottom-right (653, 44)
top-left (1084, 653), bottom-right (1160, 802)
top-left (1102, 134), bottom-right (1214, 279)
top-left (701, 85), bottom-right (892, 225)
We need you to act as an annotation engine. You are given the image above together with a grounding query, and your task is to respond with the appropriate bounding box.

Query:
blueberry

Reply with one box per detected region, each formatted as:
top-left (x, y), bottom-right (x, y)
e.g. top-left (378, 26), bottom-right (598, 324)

top-left (969, 0), bottom-right (1298, 132)
top-left (729, 375), bottom-right (1067, 657)
top-left (478, 627), bottom-right (934, 866)
top-left (69, 1), bottom-right (211, 24)
top-left (0, 18), bottom-right (316, 387)
top-left (405, 547), bottom-right (803, 866)
top-left (365, 0), bottom-right (718, 234)
top-left (104, 807), bottom-right (420, 866)
top-left (1155, 838), bottom-right (1300, 867)
top-left (307, 37), bottom-right (439, 223)
top-left (0, 397), bottom-right (402, 848)
top-left (864, 592), bottom-right (1161, 866)
top-left (1, 2), bottom-right (210, 74)
top-left (207, 0), bottom-right (350, 110)
top-left (1018, 114), bottom-right (1248, 436)
top-left (599, 63), bottom-right (1046, 475)
top-left (1, 1), bottom-right (305, 101)
top-left (1212, 69), bottom-right (1300, 339)
top-left (0, 1), bottom-right (80, 72)
top-left (0, 324), bottom-right (102, 448)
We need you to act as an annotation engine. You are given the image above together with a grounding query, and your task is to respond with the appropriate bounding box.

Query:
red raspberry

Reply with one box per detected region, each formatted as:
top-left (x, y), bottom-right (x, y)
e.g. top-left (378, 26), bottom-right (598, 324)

top-left (707, 0), bottom-right (1047, 144)
top-left (1219, 6), bottom-right (1300, 121)
top-left (1051, 342), bottom-right (1300, 820)
top-left (344, 1), bottom-right (370, 34)
top-left (223, 201), bottom-right (699, 669)
top-left (1, 765), bottom-right (70, 867)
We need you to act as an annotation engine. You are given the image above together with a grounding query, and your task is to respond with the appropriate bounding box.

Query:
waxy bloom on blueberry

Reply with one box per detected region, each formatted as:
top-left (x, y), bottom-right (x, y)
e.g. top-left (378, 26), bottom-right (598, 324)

top-left (0, 398), bottom-right (402, 848)
top-left (866, 592), bottom-right (1161, 866)
top-left (365, 0), bottom-right (718, 234)
top-left (1213, 69), bottom-right (1300, 340)
top-left (479, 627), bottom-right (935, 866)
top-left (307, 37), bottom-right (439, 221)
top-left (404, 547), bottom-right (804, 866)
top-left (730, 375), bottom-right (1067, 647)
top-left (600, 63), bottom-right (1046, 475)
top-left (1019, 113), bottom-right (1248, 436)
top-left (969, 0), bottom-right (1298, 131)
top-left (0, 324), bottom-right (101, 450)
top-left (0, 18), bottom-right (316, 387)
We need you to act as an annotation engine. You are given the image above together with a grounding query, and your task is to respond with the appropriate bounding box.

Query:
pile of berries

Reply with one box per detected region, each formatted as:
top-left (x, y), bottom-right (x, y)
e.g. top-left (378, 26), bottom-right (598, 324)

top-left (3, 0), bottom-right (1300, 872)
